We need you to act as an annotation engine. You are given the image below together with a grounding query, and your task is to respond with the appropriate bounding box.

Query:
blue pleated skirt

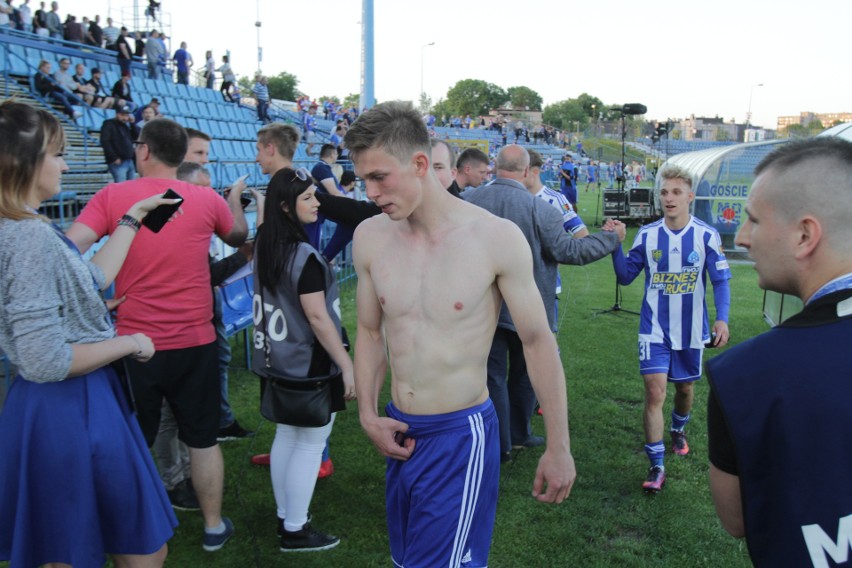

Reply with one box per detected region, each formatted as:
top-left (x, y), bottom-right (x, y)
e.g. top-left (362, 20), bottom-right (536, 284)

top-left (0, 365), bottom-right (178, 568)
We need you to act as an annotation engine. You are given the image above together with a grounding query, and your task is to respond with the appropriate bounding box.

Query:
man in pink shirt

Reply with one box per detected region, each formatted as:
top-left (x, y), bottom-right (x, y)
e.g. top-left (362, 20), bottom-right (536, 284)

top-left (67, 118), bottom-right (247, 552)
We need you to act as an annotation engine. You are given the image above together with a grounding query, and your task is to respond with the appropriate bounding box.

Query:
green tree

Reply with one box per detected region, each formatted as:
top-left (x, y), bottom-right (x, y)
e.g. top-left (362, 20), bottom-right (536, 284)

top-left (445, 79), bottom-right (508, 117)
top-left (266, 71), bottom-right (299, 101)
top-left (506, 86), bottom-right (543, 110)
top-left (431, 98), bottom-right (452, 122)
top-left (418, 92), bottom-right (432, 113)
top-left (783, 124), bottom-right (809, 138)
top-left (576, 93), bottom-right (604, 117)
top-left (342, 93), bottom-right (360, 110)
top-left (542, 99), bottom-right (588, 130)
top-left (807, 120), bottom-right (826, 135)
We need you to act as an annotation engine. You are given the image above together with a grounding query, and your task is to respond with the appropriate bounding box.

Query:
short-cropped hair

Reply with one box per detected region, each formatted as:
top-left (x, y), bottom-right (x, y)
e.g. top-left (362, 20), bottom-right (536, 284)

top-left (257, 123), bottom-right (300, 161)
top-left (344, 101), bottom-right (430, 164)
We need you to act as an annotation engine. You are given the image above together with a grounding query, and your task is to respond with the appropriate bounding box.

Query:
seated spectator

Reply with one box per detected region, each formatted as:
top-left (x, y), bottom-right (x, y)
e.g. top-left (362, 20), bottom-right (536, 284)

top-left (86, 67), bottom-right (117, 109)
top-left (54, 58), bottom-right (93, 106)
top-left (34, 59), bottom-right (79, 119)
top-left (134, 97), bottom-right (161, 123)
top-left (70, 62), bottom-right (98, 104)
top-left (111, 72), bottom-right (136, 111)
top-left (137, 105), bottom-right (156, 129)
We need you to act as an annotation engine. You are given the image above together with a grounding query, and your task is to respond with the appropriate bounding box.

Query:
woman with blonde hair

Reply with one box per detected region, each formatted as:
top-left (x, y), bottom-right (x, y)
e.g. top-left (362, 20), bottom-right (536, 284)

top-left (0, 100), bottom-right (179, 568)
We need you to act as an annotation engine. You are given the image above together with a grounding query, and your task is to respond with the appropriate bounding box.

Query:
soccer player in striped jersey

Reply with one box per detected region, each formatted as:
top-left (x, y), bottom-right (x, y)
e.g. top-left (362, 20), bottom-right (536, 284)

top-left (612, 164), bottom-right (731, 493)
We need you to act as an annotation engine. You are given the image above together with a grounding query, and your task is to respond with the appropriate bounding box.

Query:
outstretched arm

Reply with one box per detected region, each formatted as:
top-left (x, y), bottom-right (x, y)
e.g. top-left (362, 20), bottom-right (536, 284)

top-left (494, 221), bottom-right (575, 503)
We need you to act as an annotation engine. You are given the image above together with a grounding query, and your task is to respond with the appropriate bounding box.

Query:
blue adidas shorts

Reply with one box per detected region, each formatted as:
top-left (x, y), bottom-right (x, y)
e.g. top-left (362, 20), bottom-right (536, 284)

top-left (638, 340), bottom-right (703, 382)
top-left (385, 399), bottom-right (499, 568)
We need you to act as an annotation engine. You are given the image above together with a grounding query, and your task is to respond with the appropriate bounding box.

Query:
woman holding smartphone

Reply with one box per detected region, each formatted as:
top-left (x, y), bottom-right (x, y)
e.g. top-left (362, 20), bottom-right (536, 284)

top-left (0, 101), bottom-right (180, 567)
top-left (253, 167), bottom-right (354, 553)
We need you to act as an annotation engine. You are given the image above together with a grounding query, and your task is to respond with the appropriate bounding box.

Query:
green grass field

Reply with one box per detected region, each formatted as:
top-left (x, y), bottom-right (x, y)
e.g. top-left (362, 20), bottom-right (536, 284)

top-left (4, 190), bottom-right (764, 567)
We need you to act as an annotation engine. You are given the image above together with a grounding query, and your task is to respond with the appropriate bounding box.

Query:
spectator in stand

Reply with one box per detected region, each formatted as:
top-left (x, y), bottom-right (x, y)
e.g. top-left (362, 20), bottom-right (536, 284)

top-left (52, 58), bottom-right (87, 103)
top-left (102, 15), bottom-right (119, 49)
top-left (137, 105), bottom-right (156, 129)
top-left (133, 30), bottom-right (145, 58)
top-left (115, 26), bottom-right (133, 76)
top-left (217, 55), bottom-right (236, 102)
top-left (204, 50), bottom-right (215, 89)
top-left (32, 0), bottom-right (46, 35)
top-left (454, 147), bottom-right (490, 190)
top-left (62, 13), bottom-right (83, 42)
top-left (303, 104), bottom-right (318, 156)
top-left (67, 61), bottom-right (98, 105)
top-left (111, 71), bottom-right (135, 111)
top-left (43, 0), bottom-right (60, 37)
top-left (17, 0), bottom-right (32, 32)
top-left (100, 105), bottom-right (138, 183)
top-left (252, 74), bottom-right (270, 123)
top-left (0, 1), bottom-right (11, 28)
top-left (145, 29), bottom-right (165, 80)
top-left (87, 67), bottom-right (117, 109)
top-left (34, 60), bottom-right (80, 119)
top-left (172, 41), bottom-right (193, 85)
top-left (85, 14), bottom-right (102, 46)
top-left (329, 123), bottom-right (346, 157)
top-left (135, 96), bottom-right (162, 123)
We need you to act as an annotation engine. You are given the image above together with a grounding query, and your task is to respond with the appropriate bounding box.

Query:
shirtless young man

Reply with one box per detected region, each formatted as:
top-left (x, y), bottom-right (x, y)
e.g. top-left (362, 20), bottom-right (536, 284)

top-left (346, 101), bottom-right (575, 568)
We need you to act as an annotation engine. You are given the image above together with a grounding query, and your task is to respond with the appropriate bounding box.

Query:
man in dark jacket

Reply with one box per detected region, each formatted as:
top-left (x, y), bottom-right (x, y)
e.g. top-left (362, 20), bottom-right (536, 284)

top-left (100, 105), bottom-right (138, 182)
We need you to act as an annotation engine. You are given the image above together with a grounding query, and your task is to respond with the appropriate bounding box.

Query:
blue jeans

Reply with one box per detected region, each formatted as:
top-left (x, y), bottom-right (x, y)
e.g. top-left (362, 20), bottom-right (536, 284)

top-left (107, 159), bottom-right (136, 183)
top-left (486, 327), bottom-right (537, 454)
top-left (256, 99), bottom-right (269, 122)
top-left (147, 61), bottom-right (160, 80)
top-left (213, 289), bottom-right (235, 428)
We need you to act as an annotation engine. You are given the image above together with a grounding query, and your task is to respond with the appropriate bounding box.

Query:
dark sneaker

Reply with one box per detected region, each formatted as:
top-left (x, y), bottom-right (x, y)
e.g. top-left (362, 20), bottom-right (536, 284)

top-left (217, 420), bottom-right (255, 442)
top-left (642, 466), bottom-right (666, 493)
top-left (512, 435), bottom-right (545, 450)
top-left (280, 523), bottom-right (340, 552)
top-left (167, 479), bottom-right (200, 511)
top-left (277, 512), bottom-right (312, 537)
top-left (671, 430), bottom-right (689, 456)
top-left (203, 517), bottom-right (234, 552)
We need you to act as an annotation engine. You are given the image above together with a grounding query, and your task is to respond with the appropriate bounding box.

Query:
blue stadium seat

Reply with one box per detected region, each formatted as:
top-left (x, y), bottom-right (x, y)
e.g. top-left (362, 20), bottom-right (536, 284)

top-left (175, 98), bottom-right (191, 117)
top-left (161, 79), bottom-right (178, 97)
top-left (220, 276), bottom-right (253, 331)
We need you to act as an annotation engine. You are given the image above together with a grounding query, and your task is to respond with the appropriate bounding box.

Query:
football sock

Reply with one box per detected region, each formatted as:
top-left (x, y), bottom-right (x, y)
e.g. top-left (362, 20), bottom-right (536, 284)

top-left (671, 411), bottom-right (691, 432)
top-left (645, 441), bottom-right (665, 468)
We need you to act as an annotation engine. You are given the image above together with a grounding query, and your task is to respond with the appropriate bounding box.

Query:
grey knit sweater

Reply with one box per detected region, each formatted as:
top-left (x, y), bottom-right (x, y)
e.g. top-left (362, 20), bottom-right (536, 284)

top-left (0, 218), bottom-right (114, 382)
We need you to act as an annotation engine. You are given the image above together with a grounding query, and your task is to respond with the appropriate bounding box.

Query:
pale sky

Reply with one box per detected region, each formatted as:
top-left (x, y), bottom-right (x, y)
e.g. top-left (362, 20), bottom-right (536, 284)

top-left (68, 0), bottom-right (850, 129)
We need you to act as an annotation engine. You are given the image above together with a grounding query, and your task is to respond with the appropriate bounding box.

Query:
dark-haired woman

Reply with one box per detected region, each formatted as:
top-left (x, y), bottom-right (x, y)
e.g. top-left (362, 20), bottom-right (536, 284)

top-left (0, 100), bottom-right (179, 568)
top-left (252, 167), bottom-right (354, 552)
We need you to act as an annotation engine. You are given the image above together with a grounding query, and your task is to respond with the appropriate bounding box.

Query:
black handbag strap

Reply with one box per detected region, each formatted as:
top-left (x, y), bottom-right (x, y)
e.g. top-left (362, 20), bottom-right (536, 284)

top-left (258, 284), bottom-right (273, 369)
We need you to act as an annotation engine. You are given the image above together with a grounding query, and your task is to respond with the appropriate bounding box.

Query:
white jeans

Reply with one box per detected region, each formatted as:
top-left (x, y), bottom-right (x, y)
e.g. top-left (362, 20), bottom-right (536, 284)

top-left (270, 414), bottom-right (336, 532)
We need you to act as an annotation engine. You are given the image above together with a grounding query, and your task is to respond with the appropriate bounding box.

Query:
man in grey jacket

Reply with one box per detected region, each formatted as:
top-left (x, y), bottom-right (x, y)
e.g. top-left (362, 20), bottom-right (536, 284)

top-left (465, 144), bottom-right (625, 462)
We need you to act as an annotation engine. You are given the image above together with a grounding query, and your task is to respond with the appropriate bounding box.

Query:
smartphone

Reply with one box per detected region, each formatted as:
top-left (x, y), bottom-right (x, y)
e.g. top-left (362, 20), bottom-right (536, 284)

top-left (142, 188), bottom-right (183, 233)
top-left (704, 333), bottom-right (717, 349)
top-left (232, 173), bottom-right (250, 186)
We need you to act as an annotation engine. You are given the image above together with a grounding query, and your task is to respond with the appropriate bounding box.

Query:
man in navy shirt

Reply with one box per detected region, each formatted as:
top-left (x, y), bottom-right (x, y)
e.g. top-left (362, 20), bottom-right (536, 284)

top-left (707, 137), bottom-right (852, 567)
top-left (172, 41), bottom-right (193, 85)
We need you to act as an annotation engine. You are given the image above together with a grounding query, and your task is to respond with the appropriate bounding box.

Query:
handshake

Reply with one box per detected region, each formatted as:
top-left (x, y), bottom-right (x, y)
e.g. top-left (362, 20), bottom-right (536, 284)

top-left (601, 218), bottom-right (627, 242)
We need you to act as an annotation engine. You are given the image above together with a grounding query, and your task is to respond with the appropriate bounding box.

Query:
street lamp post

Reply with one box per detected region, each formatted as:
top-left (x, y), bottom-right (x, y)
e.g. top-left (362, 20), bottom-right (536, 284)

top-left (420, 42), bottom-right (435, 102)
top-left (255, 0), bottom-right (262, 73)
top-left (746, 83), bottom-right (764, 131)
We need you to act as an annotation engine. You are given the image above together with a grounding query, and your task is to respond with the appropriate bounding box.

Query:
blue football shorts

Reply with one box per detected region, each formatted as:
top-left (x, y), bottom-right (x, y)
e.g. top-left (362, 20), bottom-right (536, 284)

top-left (385, 398), bottom-right (499, 568)
top-left (638, 339), bottom-right (703, 382)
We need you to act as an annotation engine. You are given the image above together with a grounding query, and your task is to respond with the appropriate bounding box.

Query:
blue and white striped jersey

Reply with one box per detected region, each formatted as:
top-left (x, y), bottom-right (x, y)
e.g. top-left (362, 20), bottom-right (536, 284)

top-left (535, 186), bottom-right (586, 235)
top-left (613, 216), bottom-right (731, 350)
